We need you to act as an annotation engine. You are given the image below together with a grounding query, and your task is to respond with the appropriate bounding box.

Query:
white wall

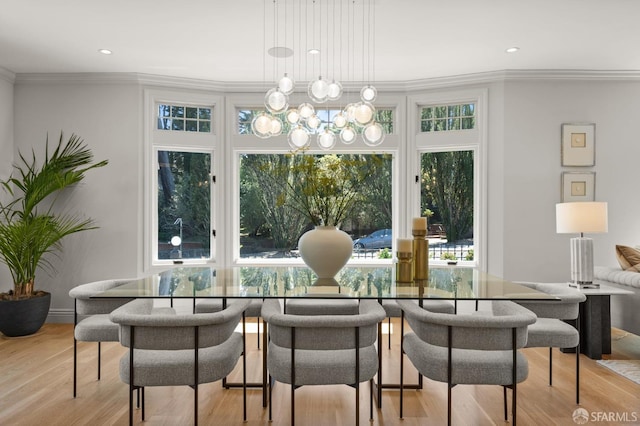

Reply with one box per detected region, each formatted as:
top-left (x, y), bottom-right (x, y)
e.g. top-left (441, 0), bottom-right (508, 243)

top-left (8, 73), bottom-right (640, 321)
top-left (12, 79), bottom-right (143, 317)
top-left (501, 79), bottom-right (640, 282)
top-left (0, 69), bottom-right (15, 287)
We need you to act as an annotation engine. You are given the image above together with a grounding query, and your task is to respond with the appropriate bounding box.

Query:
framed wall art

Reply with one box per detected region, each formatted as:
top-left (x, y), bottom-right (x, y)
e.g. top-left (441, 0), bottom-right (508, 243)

top-left (561, 123), bottom-right (595, 166)
top-left (562, 171), bottom-right (595, 202)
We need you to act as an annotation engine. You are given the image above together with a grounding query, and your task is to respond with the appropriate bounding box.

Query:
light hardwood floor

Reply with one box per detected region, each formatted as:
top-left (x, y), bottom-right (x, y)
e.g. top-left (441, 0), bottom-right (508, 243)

top-left (0, 321), bottom-right (638, 425)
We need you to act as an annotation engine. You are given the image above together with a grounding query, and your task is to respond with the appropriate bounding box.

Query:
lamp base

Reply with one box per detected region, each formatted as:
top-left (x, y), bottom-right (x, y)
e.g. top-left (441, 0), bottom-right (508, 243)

top-left (568, 281), bottom-right (600, 289)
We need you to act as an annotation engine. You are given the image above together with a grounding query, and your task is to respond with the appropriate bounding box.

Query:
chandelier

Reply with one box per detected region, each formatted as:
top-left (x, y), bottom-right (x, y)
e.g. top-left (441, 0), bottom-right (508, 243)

top-left (252, 0), bottom-right (385, 151)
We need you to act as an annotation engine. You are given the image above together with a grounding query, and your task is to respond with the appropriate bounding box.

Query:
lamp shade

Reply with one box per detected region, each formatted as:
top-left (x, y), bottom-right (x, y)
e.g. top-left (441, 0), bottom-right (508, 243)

top-left (556, 202), bottom-right (608, 234)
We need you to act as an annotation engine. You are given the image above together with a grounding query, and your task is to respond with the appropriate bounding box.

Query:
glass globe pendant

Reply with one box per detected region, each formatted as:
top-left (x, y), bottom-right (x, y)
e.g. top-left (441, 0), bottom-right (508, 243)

top-left (278, 73), bottom-right (294, 95)
top-left (363, 122), bottom-right (385, 146)
top-left (298, 102), bottom-right (315, 120)
top-left (327, 80), bottom-right (343, 101)
top-left (332, 112), bottom-right (347, 129)
top-left (252, 112), bottom-right (272, 139)
top-left (305, 114), bottom-right (321, 131)
top-left (288, 125), bottom-right (310, 150)
top-left (264, 88), bottom-right (288, 114)
top-left (308, 76), bottom-right (329, 103)
top-left (340, 125), bottom-right (357, 144)
top-left (354, 102), bottom-right (375, 127)
top-left (285, 108), bottom-right (301, 125)
top-left (360, 85), bottom-right (377, 102)
top-left (269, 116), bottom-right (283, 136)
top-left (344, 103), bottom-right (357, 123)
top-left (317, 128), bottom-right (337, 150)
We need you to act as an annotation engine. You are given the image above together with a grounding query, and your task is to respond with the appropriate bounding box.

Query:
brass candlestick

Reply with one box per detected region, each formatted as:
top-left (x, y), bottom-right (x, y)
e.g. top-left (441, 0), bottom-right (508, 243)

top-left (396, 251), bottom-right (413, 283)
top-left (412, 228), bottom-right (429, 281)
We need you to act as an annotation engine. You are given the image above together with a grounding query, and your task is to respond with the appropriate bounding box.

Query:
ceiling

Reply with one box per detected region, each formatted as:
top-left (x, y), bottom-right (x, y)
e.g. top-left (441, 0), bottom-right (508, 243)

top-left (1, 0), bottom-right (640, 85)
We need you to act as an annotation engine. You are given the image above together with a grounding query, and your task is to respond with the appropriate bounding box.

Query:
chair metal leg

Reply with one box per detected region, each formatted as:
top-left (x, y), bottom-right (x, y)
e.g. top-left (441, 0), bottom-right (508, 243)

top-left (387, 317), bottom-right (391, 349)
top-left (512, 384), bottom-right (517, 426)
top-left (263, 321), bottom-right (268, 408)
top-left (129, 384), bottom-right (134, 426)
top-left (355, 327), bottom-right (360, 426)
top-left (503, 386), bottom-right (507, 421)
top-left (369, 378), bottom-right (373, 421)
top-left (576, 342), bottom-right (580, 404)
top-left (512, 328), bottom-right (517, 426)
top-left (73, 338), bottom-right (77, 398)
top-left (141, 387), bottom-right (145, 421)
top-left (576, 309), bottom-right (581, 405)
top-left (268, 374), bottom-right (273, 422)
top-left (243, 314), bottom-right (247, 422)
top-left (73, 301), bottom-right (77, 398)
top-left (291, 327), bottom-right (296, 426)
top-left (549, 347), bottom-right (553, 386)
top-left (194, 326), bottom-right (199, 426)
top-left (447, 326), bottom-right (452, 426)
top-left (129, 325), bottom-right (135, 426)
top-left (399, 311), bottom-right (405, 420)
top-left (97, 341), bottom-right (101, 380)
top-left (257, 317), bottom-right (260, 349)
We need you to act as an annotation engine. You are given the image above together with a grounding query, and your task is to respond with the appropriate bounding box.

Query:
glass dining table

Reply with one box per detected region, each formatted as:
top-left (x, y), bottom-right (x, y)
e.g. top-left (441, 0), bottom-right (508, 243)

top-left (93, 264), bottom-right (557, 408)
top-left (92, 264), bottom-right (558, 302)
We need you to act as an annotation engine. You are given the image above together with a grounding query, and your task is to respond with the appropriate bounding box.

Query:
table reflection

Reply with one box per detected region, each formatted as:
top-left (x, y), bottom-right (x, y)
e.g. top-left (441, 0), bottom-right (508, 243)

top-left (93, 265), bottom-right (557, 301)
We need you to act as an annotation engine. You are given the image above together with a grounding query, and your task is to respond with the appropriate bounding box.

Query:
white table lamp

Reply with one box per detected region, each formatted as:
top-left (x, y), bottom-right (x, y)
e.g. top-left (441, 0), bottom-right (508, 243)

top-left (556, 202), bottom-right (608, 288)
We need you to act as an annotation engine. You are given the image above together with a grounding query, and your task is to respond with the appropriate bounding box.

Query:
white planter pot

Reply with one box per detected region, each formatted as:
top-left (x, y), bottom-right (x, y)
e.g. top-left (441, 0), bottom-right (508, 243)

top-left (298, 226), bottom-right (353, 279)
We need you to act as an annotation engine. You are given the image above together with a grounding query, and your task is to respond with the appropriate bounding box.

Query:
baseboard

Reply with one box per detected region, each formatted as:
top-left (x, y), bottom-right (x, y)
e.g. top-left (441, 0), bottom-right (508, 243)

top-left (47, 308), bottom-right (74, 324)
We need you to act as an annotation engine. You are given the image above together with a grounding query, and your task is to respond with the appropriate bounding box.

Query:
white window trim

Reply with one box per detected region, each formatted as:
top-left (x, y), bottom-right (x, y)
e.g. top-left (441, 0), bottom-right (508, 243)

top-left (225, 93), bottom-right (405, 266)
top-left (407, 88), bottom-right (488, 270)
top-left (143, 88), bottom-right (224, 274)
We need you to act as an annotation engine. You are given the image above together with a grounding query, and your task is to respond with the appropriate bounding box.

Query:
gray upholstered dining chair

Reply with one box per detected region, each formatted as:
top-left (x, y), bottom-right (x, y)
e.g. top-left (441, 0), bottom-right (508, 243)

top-left (397, 299), bottom-right (537, 426)
top-left (68, 279), bottom-right (135, 397)
top-left (194, 298), bottom-right (266, 406)
top-left (513, 282), bottom-right (586, 404)
top-left (262, 298), bottom-right (386, 426)
top-left (110, 298), bottom-right (251, 425)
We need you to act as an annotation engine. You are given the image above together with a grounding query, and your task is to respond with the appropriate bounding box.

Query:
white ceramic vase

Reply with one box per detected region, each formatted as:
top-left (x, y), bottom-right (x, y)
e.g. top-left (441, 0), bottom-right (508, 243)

top-left (298, 226), bottom-right (353, 279)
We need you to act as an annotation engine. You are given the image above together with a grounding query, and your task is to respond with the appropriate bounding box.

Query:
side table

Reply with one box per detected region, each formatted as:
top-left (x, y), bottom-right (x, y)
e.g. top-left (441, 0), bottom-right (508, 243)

top-left (561, 283), bottom-right (633, 359)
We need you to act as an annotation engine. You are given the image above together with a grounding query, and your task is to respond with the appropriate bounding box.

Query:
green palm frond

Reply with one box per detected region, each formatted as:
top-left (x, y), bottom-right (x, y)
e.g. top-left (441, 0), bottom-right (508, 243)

top-left (0, 133), bottom-right (108, 297)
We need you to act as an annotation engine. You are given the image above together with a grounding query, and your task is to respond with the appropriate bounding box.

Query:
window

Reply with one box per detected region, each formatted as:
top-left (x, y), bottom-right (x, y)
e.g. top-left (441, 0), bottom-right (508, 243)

top-left (146, 91), bottom-right (220, 269)
top-left (158, 104), bottom-right (212, 133)
top-left (238, 108), bottom-right (394, 135)
top-left (420, 103), bottom-right (475, 132)
top-left (238, 153), bottom-right (393, 261)
top-left (420, 150), bottom-right (474, 262)
top-left (412, 90), bottom-right (485, 267)
top-left (157, 150), bottom-right (212, 261)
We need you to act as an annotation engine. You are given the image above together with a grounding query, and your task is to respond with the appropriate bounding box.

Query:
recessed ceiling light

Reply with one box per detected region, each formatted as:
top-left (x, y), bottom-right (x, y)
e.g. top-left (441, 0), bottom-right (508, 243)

top-left (308, 48), bottom-right (320, 55)
top-left (268, 46), bottom-right (293, 58)
top-left (505, 47), bottom-right (520, 53)
top-left (98, 49), bottom-right (113, 55)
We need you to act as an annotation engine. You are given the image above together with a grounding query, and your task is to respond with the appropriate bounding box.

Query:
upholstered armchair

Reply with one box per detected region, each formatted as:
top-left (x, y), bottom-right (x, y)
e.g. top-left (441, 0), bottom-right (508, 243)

top-left (110, 298), bottom-right (251, 425)
top-left (513, 282), bottom-right (586, 404)
top-left (397, 299), bottom-right (536, 426)
top-left (262, 298), bottom-right (386, 425)
top-left (68, 279), bottom-right (135, 397)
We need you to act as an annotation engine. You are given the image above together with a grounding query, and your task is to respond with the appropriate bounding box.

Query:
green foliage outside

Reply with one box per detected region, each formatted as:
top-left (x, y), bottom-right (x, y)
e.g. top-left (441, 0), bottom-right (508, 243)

top-left (421, 151), bottom-right (474, 243)
top-left (157, 151), bottom-right (211, 257)
top-left (440, 252), bottom-right (458, 261)
top-left (240, 153), bottom-right (392, 255)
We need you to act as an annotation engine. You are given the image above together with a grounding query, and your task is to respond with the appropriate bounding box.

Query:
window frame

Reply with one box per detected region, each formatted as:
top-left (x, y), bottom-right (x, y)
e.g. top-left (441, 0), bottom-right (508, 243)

top-left (225, 92), bottom-right (405, 266)
top-left (408, 89), bottom-right (488, 270)
top-left (144, 89), bottom-right (223, 273)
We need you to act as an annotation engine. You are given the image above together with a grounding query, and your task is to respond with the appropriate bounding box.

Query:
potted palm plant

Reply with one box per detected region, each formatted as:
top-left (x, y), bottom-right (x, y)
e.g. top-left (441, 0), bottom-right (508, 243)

top-left (0, 133), bottom-right (108, 336)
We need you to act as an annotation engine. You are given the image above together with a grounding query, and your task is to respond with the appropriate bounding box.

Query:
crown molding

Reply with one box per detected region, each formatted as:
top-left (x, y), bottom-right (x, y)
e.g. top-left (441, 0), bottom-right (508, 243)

top-left (0, 67), bottom-right (16, 84)
top-left (14, 72), bottom-right (143, 85)
top-left (12, 69), bottom-right (640, 91)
